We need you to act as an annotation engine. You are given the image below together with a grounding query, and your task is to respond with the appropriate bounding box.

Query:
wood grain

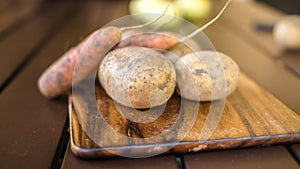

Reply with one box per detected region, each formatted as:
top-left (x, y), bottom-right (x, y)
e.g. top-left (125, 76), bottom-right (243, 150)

top-left (69, 74), bottom-right (300, 159)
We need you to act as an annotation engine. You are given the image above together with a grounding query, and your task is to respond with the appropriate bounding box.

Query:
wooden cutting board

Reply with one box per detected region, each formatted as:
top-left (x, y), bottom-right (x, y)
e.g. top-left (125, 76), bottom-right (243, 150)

top-left (68, 74), bottom-right (300, 159)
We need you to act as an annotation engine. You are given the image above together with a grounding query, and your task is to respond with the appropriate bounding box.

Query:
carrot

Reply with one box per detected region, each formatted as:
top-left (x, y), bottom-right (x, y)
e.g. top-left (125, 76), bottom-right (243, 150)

top-left (118, 31), bottom-right (178, 50)
top-left (38, 27), bottom-right (121, 98)
top-left (38, 1), bottom-right (173, 98)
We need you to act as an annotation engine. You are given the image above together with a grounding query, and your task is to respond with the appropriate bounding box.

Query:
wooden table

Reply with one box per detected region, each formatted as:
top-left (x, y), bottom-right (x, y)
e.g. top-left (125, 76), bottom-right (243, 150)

top-left (0, 0), bottom-right (299, 169)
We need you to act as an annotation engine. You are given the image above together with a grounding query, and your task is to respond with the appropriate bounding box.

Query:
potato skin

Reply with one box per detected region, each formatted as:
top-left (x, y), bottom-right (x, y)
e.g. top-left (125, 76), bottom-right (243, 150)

top-left (175, 51), bottom-right (239, 101)
top-left (99, 46), bottom-right (176, 109)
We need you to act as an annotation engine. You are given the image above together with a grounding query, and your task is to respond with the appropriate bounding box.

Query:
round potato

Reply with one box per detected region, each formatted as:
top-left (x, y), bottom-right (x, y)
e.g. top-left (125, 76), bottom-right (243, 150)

top-left (175, 51), bottom-right (239, 101)
top-left (99, 46), bottom-right (176, 109)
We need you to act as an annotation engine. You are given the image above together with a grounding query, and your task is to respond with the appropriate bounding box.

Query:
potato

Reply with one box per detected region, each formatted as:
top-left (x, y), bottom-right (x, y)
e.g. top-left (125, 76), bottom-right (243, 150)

top-left (175, 51), bottom-right (239, 101)
top-left (99, 46), bottom-right (176, 109)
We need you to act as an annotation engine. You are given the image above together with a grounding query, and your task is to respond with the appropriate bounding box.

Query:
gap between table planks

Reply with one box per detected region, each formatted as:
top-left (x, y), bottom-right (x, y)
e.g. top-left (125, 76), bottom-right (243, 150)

top-left (290, 144), bottom-right (300, 163)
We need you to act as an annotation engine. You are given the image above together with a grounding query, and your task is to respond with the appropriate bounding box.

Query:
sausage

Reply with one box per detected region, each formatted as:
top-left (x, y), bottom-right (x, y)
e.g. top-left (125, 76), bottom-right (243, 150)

top-left (38, 26), bottom-right (121, 98)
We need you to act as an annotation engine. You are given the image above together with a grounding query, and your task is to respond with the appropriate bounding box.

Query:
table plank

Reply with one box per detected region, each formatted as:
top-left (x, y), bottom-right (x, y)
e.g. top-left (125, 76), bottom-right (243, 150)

top-left (277, 51), bottom-right (300, 76)
top-left (0, 0), bottom-right (9, 11)
top-left (0, 3), bottom-right (84, 169)
top-left (0, 2), bottom-right (73, 92)
top-left (0, 2), bottom-right (38, 37)
top-left (62, 145), bottom-right (178, 169)
top-left (220, 1), bottom-right (283, 57)
top-left (184, 146), bottom-right (300, 169)
top-left (218, 0), bottom-right (300, 83)
top-left (203, 20), bottom-right (300, 114)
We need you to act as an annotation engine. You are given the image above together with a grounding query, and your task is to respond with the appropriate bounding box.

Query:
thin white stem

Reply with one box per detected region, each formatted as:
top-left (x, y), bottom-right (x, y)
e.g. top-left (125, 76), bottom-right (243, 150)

top-left (120, 0), bottom-right (172, 32)
top-left (180, 0), bottom-right (231, 42)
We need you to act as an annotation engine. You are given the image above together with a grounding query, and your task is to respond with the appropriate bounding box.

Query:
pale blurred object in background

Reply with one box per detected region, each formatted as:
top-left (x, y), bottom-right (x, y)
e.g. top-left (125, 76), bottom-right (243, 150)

top-left (129, 0), bottom-right (212, 24)
top-left (173, 0), bottom-right (211, 22)
top-left (273, 15), bottom-right (300, 50)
